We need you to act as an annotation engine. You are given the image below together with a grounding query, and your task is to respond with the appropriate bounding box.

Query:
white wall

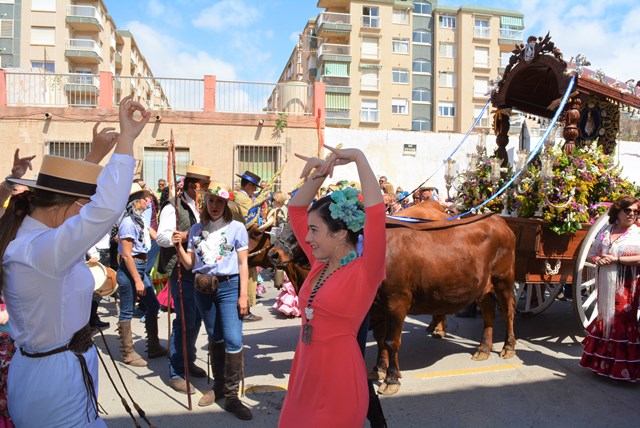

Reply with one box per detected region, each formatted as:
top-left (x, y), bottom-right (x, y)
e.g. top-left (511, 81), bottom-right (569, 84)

top-left (322, 128), bottom-right (640, 196)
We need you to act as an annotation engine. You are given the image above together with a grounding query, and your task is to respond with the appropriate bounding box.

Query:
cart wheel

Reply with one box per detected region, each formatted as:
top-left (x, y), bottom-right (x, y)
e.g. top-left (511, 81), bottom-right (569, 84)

top-left (514, 280), bottom-right (562, 317)
top-left (573, 213), bottom-right (609, 328)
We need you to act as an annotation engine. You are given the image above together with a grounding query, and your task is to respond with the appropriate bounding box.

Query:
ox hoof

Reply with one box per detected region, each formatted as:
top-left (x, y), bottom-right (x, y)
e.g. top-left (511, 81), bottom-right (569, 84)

top-left (471, 350), bottom-right (490, 361)
top-left (499, 348), bottom-right (516, 359)
top-left (431, 329), bottom-right (446, 339)
top-left (368, 367), bottom-right (386, 381)
top-left (378, 382), bottom-right (400, 396)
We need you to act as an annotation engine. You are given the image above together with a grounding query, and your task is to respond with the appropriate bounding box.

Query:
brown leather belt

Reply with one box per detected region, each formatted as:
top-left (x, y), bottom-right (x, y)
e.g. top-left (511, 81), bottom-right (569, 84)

top-left (132, 254), bottom-right (147, 262)
top-left (216, 274), bottom-right (238, 282)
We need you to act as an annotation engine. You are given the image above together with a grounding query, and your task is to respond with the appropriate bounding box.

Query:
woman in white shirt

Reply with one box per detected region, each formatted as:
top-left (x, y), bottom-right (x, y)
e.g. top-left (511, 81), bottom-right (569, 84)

top-left (0, 95), bottom-right (149, 427)
top-left (173, 184), bottom-right (252, 420)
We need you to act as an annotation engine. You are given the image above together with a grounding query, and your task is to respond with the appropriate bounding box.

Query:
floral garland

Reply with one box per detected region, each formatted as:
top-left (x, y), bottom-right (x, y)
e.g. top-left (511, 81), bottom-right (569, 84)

top-left (329, 186), bottom-right (366, 232)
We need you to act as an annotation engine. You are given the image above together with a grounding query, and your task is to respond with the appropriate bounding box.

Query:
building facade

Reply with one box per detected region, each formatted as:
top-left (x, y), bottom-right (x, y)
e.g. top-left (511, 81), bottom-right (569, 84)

top-left (277, 0), bottom-right (526, 134)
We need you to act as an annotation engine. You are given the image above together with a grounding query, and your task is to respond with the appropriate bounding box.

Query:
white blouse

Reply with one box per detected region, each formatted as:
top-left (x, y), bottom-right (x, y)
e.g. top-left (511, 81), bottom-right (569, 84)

top-left (2, 154), bottom-right (135, 352)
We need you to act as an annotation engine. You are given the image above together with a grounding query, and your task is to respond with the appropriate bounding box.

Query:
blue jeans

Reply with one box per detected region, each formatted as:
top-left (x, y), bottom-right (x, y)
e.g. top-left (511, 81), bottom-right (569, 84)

top-left (169, 274), bottom-right (202, 379)
top-left (194, 275), bottom-right (243, 353)
top-left (116, 259), bottom-right (160, 322)
top-left (145, 240), bottom-right (160, 275)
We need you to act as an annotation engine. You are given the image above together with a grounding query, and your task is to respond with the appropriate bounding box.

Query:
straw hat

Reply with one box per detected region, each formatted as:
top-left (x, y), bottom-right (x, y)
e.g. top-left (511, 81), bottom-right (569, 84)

top-left (199, 181), bottom-right (231, 200)
top-left (185, 165), bottom-right (211, 181)
top-left (7, 155), bottom-right (102, 198)
top-left (235, 171), bottom-right (262, 187)
top-left (129, 182), bottom-right (151, 199)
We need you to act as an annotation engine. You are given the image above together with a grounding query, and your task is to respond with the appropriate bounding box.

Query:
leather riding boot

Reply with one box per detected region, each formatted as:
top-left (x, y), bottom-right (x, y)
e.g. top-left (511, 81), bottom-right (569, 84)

top-left (145, 316), bottom-right (169, 359)
top-left (117, 320), bottom-right (147, 367)
top-left (223, 350), bottom-right (252, 420)
top-left (198, 341), bottom-right (226, 407)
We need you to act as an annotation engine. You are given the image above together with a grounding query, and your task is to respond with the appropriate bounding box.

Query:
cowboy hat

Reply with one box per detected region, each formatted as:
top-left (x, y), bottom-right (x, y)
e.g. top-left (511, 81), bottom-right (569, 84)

top-left (185, 165), bottom-right (211, 181)
top-left (235, 170), bottom-right (261, 187)
top-left (129, 182), bottom-right (151, 199)
top-left (7, 155), bottom-right (102, 198)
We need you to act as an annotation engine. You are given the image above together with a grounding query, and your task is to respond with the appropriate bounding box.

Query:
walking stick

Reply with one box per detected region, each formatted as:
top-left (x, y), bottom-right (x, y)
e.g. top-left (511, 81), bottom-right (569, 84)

top-left (316, 108), bottom-right (324, 158)
top-left (166, 141), bottom-right (173, 368)
top-left (170, 131), bottom-right (192, 409)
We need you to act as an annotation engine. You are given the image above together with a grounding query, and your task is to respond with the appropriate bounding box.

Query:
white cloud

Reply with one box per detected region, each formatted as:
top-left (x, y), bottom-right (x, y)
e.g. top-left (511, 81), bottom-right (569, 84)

top-left (192, 0), bottom-right (261, 31)
top-left (519, 0), bottom-right (640, 81)
top-left (146, 0), bottom-right (165, 18)
top-left (289, 31), bottom-right (300, 45)
top-left (126, 21), bottom-right (237, 80)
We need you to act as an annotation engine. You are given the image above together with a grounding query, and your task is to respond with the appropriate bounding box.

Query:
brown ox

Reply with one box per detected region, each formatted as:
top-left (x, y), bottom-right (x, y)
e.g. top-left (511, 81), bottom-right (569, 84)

top-left (267, 222), bottom-right (311, 291)
top-left (373, 212), bottom-right (516, 395)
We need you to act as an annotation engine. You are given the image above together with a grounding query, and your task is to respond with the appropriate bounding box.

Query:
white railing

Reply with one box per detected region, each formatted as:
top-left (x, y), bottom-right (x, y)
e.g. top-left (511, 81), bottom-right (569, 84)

top-left (110, 34), bottom-right (116, 50)
top-left (317, 11), bottom-right (351, 26)
top-left (318, 43), bottom-right (350, 57)
top-left (131, 50), bottom-right (138, 65)
top-left (66, 39), bottom-right (100, 56)
top-left (218, 80), bottom-right (312, 115)
top-left (114, 76), bottom-right (200, 111)
top-left (67, 5), bottom-right (101, 21)
top-left (500, 28), bottom-right (523, 40)
top-left (321, 76), bottom-right (349, 86)
top-left (474, 27), bottom-right (490, 38)
top-left (5, 72), bottom-right (99, 107)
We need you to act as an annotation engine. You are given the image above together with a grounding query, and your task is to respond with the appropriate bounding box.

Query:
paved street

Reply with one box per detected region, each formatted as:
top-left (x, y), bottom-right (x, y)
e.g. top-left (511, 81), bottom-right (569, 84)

top-left (94, 282), bottom-right (640, 428)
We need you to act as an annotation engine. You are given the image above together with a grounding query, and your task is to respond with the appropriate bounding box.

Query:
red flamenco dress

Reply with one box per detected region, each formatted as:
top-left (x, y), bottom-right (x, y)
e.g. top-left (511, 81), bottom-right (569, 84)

top-left (580, 224), bottom-right (640, 381)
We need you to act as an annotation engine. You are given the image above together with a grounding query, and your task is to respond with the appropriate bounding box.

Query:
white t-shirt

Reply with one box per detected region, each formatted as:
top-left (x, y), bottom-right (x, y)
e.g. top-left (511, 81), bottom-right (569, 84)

top-left (187, 218), bottom-right (248, 276)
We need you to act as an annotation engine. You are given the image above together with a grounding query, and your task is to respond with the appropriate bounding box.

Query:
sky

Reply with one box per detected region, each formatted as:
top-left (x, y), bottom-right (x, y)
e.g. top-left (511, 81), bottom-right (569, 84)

top-left (105, 0), bottom-right (639, 84)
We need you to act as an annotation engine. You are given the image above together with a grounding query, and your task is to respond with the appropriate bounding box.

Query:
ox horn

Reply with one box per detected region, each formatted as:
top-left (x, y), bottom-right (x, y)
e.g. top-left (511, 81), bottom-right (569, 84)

top-left (256, 217), bottom-right (275, 232)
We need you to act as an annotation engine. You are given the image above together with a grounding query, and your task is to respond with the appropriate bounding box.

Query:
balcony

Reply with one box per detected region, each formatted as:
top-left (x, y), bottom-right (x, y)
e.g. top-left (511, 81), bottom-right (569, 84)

top-left (321, 76), bottom-right (350, 88)
top-left (474, 27), bottom-right (490, 39)
top-left (325, 109), bottom-right (351, 127)
top-left (65, 39), bottom-right (102, 64)
top-left (317, 12), bottom-right (351, 37)
top-left (66, 5), bottom-right (102, 32)
top-left (115, 51), bottom-right (122, 67)
top-left (499, 28), bottom-right (523, 44)
top-left (318, 43), bottom-right (351, 63)
top-left (65, 73), bottom-right (99, 93)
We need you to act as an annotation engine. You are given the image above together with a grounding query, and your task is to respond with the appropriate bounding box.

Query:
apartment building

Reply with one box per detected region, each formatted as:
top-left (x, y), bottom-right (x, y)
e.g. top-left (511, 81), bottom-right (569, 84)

top-left (0, 0), bottom-right (161, 109)
top-left (278, 1), bottom-right (525, 134)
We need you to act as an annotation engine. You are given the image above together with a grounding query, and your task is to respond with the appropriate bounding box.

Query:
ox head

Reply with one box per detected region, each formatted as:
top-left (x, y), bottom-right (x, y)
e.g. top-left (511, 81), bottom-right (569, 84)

top-left (247, 217), bottom-right (276, 269)
top-left (268, 222), bottom-right (309, 269)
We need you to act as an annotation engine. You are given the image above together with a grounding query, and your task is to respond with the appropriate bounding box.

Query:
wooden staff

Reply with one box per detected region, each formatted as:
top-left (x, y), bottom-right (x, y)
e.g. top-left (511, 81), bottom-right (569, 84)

top-left (316, 108), bottom-right (324, 158)
top-left (170, 130), bottom-right (192, 409)
top-left (166, 139), bottom-right (173, 370)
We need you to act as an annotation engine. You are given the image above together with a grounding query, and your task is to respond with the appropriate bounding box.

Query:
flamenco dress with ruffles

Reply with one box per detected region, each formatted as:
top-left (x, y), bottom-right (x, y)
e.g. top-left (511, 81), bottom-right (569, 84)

top-left (580, 223), bottom-right (640, 381)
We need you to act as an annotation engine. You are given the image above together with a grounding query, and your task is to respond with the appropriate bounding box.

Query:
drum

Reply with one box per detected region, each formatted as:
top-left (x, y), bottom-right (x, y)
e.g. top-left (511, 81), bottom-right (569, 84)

top-left (89, 262), bottom-right (118, 297)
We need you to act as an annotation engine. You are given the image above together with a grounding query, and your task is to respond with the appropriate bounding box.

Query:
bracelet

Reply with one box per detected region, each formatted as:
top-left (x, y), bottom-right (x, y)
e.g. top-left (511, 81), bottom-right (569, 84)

top-left (1, 180), bottom-right (14, 191)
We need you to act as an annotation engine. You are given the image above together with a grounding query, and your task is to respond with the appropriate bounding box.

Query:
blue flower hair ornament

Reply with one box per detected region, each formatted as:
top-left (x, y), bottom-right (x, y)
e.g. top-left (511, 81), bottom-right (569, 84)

top-left (329, 187), bottom-right (365, 232)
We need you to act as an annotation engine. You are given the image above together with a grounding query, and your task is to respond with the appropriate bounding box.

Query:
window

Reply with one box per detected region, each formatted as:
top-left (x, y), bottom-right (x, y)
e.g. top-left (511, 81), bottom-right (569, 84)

top-left (144, 148), bottom-right (191, 191)
top-left (438, 102), bottom-right (455, 117)
top-left (326, 93), bottom-right (350, 110)
top-left (361, 69), bottom-right (379, 91)
top-left (474, 78), bottom-right (489, 97)
top-left (439, 15), bottom-right (456, 29)
top-left (474, 47), bottom-right (490, 67)
top-left (412, 88), bottom-right (431, 103)
top-left (235, 145), bottom-right (282, 191)
top-left (392, 9), bottom-right (409, 25)
top-left (413, 29), bottom-right (432, 44)
top-left (412, 58), bottom-right (431, 74)
top-left (438, 72), bottom-right (455, 87)
top-left (47, 141), bottom-right (93, 159)
top-left (31, 61), bottom-right (55, 72)
top-left (392, 99), bottom-right (408, 115)
top-left (323, 62), bottom-right (349, 77)
top-left (32, 0), bottom-right (56, 11)
top-left (392, 38), bottom-right (409, 54)
top-left (413, 2), bottom-right (432, 15)
top-left (0, 55), bottom-right (12, 68)
top-left (474, 18), bottom-right (490, 38)
top-left (474, 106), bottom-right (490, 127)
top-left (412, 118), bottom-right (431, 131)
top-left (361, 99), bottom-right (379, 122)
top-left (361, 37), bottom-right (379, 59)
top-left (31, 26), bottom-right (55, 45)
top-left (363, 6), bottom-right (380, 28)
top-left (438, 42), bottom-right (455, 58)
top-left (392, 68), bottom-right (409, 84)
top-left (0, 20), bottom-right (13, 38)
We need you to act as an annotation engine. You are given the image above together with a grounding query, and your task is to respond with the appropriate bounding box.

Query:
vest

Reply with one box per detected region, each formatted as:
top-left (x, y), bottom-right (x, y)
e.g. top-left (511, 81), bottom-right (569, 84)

top-left (157, 197), bottom-right (198, 279)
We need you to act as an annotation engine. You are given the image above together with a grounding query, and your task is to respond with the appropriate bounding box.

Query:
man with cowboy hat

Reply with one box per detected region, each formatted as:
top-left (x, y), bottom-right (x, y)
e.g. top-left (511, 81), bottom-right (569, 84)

top-left (234, 170), bottom-right (263, 322)
top-left (156, 164), bottom-right (211, 393)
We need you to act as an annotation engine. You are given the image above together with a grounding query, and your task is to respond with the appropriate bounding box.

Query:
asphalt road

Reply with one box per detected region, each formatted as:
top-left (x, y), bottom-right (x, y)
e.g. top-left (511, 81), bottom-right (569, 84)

top-left (93, 281), bottom-right (640, 428)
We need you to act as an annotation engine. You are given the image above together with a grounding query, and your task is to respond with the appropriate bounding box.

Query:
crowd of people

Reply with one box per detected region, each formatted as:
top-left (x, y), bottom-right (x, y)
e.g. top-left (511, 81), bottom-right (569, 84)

top-left (1, 96), bottom-right (640, 427)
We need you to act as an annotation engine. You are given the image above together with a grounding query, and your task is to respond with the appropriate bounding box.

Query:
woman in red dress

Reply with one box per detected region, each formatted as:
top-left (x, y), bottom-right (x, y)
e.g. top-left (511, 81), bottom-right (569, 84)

top-left (580, 195), bottom-right (640, 381)
top-left (279, 145), bottom-right (385, 427)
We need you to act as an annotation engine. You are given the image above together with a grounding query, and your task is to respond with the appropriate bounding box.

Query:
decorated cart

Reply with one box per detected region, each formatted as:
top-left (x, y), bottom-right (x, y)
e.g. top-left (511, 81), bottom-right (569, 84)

top-left (450, 35), bottom-right (640, 328)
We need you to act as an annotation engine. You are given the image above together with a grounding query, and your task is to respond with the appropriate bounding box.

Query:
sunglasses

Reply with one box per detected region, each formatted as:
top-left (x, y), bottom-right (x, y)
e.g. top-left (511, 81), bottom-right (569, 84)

top-left (623, 208), bottom-right (639, 215)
